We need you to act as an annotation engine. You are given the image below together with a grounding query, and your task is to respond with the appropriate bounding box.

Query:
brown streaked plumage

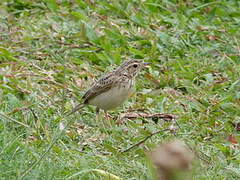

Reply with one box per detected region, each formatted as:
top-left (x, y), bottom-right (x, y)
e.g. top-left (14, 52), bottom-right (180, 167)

top-left (68, 59), bottom-right (150, 116)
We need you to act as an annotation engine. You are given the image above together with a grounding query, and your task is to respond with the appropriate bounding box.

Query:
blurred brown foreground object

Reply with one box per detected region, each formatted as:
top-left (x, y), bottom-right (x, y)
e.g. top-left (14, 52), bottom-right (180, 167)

top-left (149, 140), bottom-right (194, 180)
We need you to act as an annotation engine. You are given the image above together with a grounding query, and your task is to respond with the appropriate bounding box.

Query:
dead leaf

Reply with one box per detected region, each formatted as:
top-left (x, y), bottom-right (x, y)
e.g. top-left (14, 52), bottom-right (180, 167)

top-left (206, 35), bottom-right (218, 41)
top-left (144, 73), bottom-right (160, 85)
top-left (26, 135), bottom-right (38, 143)
top-left (227, 134), bottom-right (238, 144)
top-left (92, 169), bottom-right (122, 180)
top-left (149, 24), bottom-right (166, 31)
top-left (7, 107), bottom-right (29, 115)
top-left (197, 26), bottom-right (209, 31)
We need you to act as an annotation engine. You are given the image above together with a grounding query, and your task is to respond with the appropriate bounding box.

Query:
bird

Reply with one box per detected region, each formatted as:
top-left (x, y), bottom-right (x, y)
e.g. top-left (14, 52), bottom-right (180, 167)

top-left (67, 59), bottom-right (151, 118)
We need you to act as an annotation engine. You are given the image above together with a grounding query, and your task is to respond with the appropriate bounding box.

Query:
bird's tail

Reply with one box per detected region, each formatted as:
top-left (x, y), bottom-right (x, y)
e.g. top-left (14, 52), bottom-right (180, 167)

top-left (66, 103), bottom-right (85, 116)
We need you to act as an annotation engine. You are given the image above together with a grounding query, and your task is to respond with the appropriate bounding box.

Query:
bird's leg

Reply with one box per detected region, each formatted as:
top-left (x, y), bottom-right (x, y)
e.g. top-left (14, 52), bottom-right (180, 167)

top-left (104, 111), bottom-right (113, 127)
top-left (96, 107), bottom-right (100, 121)
top-left (104, 110), bottom-right (109, 121)
top-left (96, 107), bottom-right (108, 130)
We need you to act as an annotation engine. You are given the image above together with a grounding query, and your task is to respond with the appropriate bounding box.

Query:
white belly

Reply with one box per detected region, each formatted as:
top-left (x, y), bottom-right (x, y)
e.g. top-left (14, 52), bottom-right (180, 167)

top-left (88, 83), bottom-right (134, 111)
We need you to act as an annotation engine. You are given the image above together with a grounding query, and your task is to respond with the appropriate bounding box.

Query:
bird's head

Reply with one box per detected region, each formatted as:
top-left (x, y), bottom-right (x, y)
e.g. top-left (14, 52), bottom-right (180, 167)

top-left (116, 59), bottom-right (151, 78)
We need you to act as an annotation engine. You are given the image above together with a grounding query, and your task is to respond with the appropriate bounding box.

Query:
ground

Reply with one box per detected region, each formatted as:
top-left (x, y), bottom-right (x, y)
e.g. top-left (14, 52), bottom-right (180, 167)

top-left (0, 0), bottom-right (240, 179)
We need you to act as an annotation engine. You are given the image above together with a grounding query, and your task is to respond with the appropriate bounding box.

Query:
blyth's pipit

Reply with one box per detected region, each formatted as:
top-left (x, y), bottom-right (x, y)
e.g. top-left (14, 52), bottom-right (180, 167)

top-left (68, 59), bottom-right (150, 118)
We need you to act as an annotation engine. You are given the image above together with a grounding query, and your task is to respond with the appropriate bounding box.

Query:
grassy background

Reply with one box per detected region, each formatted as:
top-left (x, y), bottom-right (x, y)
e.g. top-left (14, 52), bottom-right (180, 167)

top-left (1, 0), bottom-right (240, 179)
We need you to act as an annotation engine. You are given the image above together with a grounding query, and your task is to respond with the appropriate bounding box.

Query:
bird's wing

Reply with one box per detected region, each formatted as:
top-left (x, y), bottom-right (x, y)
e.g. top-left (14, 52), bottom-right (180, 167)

top-left (82, 73), bottom-right (117, 103)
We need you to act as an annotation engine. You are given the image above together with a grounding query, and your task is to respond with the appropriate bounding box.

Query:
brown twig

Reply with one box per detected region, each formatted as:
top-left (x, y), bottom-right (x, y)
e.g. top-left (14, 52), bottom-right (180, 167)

top-left (121, 129), bottom-right (169, 153)
top-left (119, 112), bottom-right (176, 122)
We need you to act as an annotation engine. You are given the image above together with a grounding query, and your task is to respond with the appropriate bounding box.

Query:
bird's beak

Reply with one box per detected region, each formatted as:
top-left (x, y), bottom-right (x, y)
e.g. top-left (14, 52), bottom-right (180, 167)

top-left (143, 62), bottom-right (151, 67)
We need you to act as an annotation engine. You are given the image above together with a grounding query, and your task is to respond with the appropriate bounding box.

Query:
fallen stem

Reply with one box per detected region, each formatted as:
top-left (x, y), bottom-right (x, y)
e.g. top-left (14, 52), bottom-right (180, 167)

top-left (121, 129), bottom-right (169, 153)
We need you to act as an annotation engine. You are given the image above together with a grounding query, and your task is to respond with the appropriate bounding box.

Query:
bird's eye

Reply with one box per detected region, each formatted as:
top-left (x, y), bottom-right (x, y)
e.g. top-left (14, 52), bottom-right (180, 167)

top-left (133, 64), bottom-right (138, 68)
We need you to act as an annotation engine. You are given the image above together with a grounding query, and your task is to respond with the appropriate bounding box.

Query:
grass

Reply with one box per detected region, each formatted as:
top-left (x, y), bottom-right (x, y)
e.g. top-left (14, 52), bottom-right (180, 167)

top-left (0, 0), bottom-right (240, 179)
